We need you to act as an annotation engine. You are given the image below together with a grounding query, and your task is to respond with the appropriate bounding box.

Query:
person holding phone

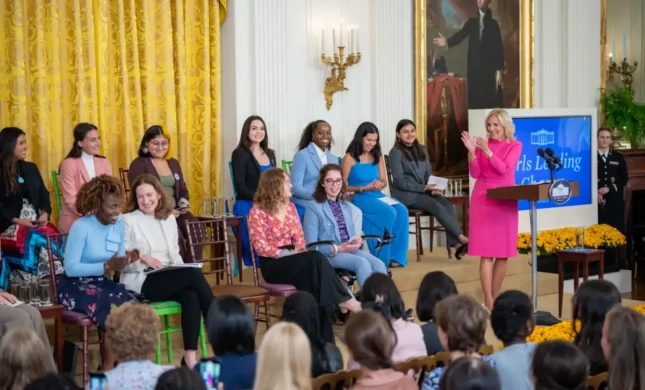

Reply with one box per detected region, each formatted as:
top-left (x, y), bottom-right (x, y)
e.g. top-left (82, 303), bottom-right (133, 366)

top-left (303, 164), bottom-right (387, 288)
top-left (57, 175), bottom-right (138, 370)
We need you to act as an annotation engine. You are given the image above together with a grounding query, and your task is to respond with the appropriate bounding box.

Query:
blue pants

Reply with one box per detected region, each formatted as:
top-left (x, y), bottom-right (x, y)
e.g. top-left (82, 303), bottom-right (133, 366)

top-left (327, 249), bottom-right (387, 287)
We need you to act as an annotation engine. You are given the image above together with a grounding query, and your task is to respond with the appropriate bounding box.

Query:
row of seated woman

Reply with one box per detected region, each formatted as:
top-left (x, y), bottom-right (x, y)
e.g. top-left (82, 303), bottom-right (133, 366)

top-left (231, 116), bottom-right (469, 275)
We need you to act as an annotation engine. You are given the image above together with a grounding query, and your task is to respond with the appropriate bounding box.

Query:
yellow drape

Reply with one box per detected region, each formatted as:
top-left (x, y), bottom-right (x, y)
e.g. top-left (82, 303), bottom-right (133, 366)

top-left (0, 0), bottom-right (226, 219)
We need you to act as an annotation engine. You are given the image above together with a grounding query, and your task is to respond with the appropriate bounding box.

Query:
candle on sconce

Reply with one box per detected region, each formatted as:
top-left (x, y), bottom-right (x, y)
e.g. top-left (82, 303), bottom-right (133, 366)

top-left (357, 27), bottom-right (360, 53)
top-left (354, 25), bottom-right (358, 53)
top-left (322, 29), bottom-right (325, 54)
top-left (340, 19), bottom-right (344, 46)
top-left (349, 26), bottom-right (354, 53)
top-left (333, 29), bottom-right (337, 54)
top-left (622, 30), bottom-right (626, 59)
top-left (612, 29), bottom-right (615, 59)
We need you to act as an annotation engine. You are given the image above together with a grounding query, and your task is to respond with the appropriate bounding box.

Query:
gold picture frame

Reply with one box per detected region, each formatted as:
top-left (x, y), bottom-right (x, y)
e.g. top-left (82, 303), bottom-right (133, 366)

top-left (413, 0), bottom-right (535, 144)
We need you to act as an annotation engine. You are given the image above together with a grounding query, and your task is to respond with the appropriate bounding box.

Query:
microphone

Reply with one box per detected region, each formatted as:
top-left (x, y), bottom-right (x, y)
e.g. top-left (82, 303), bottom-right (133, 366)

top-left (545, 148), bottom-right (562, 165)
top-left (537, 148), bottom-right (554, 164)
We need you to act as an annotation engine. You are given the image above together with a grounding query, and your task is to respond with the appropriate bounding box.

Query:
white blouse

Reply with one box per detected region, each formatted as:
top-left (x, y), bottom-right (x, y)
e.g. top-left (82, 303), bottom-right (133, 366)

top-left (81, 151), bottom-right (96, 178)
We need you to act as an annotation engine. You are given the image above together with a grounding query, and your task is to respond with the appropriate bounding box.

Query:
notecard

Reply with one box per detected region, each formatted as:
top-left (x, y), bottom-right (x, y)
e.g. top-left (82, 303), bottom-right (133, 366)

top-left (378, 197), bottom-right (400, 206)
top-left (427, 175), bottom-right (449, 190)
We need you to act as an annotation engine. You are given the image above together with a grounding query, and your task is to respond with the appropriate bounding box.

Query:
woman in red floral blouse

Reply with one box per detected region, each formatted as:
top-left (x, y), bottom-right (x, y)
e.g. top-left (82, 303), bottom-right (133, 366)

top-left (248, 168), bottom-right (361, 342)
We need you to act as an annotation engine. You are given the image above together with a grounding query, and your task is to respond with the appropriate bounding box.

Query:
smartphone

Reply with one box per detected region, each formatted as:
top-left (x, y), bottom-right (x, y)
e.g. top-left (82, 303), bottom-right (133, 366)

top-left (175, 206), bottom-right (188, 212)
top-left (89, 372), bottom-right (107, 390)
top-left (197, 357), bottom-right (221, 390)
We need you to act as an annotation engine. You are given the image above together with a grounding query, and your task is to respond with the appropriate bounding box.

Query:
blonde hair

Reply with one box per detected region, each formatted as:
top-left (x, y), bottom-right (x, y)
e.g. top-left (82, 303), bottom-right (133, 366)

top-left (253, 322), bottom-right (312, 390)
top-left (0, 328), bottom-right (52, 390)
top-left (605, 306), bottom-right (645, 390)
top-left (105, 302), bottom-right (160, 362)
top-left (485, 108), bottom-right (516, 141)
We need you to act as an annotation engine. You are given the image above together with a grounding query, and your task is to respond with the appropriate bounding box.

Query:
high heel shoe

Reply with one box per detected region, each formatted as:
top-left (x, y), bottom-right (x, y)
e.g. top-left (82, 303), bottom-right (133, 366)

top-left (180, 357), bottom-right (187, 367)
top-left (455, 244), bottom-right (468, 260)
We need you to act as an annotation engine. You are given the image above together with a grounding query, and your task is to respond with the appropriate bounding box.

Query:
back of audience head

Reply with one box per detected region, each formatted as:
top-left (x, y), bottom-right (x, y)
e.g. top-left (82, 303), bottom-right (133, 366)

top-left (238, 115), bottom-right (268, 151)
top-left (254, 167), bottom-right (290, 212)
top-left (0, 328), bottom-right (52, 390)
top-left (105, 301), bottom-right (160, 362)
top-left (438, 356), bottom-right (501, 390)
top-left (602, 306), bottom-right (645, 390)
top-left (532, 340), bottom-right (589, 390)
top-left (207, 295), bottom-right (256, 356)
top-left (345, 310), bottom-right (395, 371)
top-left (435, 294), bottom-right (486, 354)
top-left (416, 271), bottom-right (458, 323)
top-left (297, 120), bottom-right (333, 151)
top-left (572, 279), bottom-right (621, 373)
top-left (25, 373), bottom-right (80, 390)
top-left (254, 322), bottom-right (312, 390)
top-left (281, 291), bottom-right (326, 351)
top-left (490, 290), bottom-right (534, 345)
top-left (155, 367), bottom-right (206, 390)
top-left (360, 273), bottom-right (405, 320)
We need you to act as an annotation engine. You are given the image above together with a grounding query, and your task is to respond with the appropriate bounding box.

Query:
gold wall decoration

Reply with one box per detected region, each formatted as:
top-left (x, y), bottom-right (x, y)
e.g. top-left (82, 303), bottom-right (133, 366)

top-left (321, 46), bottom-right (361, 110)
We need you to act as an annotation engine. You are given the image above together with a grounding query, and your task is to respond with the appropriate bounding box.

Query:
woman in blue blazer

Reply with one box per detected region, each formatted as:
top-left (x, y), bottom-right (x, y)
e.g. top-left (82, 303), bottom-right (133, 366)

top-left (303, 164), bottom-right (387, 287)
top-left (291, 120), bottom-right (363, 233)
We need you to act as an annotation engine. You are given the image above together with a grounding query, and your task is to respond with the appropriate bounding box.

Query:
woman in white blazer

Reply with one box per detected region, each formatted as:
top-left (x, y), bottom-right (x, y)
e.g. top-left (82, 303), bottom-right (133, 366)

top-left (121, 174), bottom-right (213, 369)
top-left (303, 164), bottom-right (387, 288)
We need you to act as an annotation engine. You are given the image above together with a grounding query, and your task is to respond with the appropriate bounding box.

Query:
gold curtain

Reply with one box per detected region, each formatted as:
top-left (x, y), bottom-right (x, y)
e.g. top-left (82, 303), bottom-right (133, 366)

top-left (0, 0), bottom-right (227, 220)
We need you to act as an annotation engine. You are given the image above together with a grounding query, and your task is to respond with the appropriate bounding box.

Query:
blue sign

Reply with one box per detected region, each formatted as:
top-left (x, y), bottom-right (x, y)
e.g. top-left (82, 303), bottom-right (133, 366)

top-left (513, 116), bottom-right (592, 211)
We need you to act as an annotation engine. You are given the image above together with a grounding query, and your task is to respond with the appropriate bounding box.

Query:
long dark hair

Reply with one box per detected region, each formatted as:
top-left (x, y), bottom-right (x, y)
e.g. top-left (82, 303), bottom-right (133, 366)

top-left (360, 273), bottom-right (405, 320)
top-left (237, 115), bottom-right (268, 152)
top-left (416, 271), bottom-right (458, 322)
top-left (296, 120), bottom-right (333, 151)
top-left (64, 123), bottom-right (104, 159)
top-left (312, 164), bottom-right (346, 203)
top-left (0, 127), bottom-right (26, 195)
top-left (394, 119), bottom-right (426, 161)
top-left (439, 357), bottom-right (501, 390)
top-left (206, 295), bottom-right (255, 355)
top-left (138, 125), bottom-right (170, 158)
top-left (345, 122), bottom-right (382, 165)
top-left (572, 280), bottom-right (621, 375)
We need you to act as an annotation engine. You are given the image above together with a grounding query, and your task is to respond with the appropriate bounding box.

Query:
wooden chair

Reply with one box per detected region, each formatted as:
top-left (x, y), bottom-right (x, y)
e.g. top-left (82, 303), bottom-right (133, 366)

top-left (384, 154), bottom-right (452, 261)
top-left (478, 344), bottom-right (494, 355)
top-left (433, 351), bottom-right (451, 367)
top-left (395, 355), bottom-right (437, 386)
top-left (586, 372), bottom-right (608, 390)
top-left (185, 218), bottom-right (272, 328)
top-left (118, 168), bottom-right (130, 193)
top-left (282, 160), bottom-right (293, 173)
top-left (51, 171), bottom-right (63, 215)
top-left (46, 233), bottom-right (107, 386)
top-left (312, 369), bottom-right (362, 390)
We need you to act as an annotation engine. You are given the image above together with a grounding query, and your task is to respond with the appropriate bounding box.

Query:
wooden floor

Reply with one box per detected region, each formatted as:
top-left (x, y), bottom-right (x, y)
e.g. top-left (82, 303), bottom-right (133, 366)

top-left (49, 249), bottom-right (644, 384)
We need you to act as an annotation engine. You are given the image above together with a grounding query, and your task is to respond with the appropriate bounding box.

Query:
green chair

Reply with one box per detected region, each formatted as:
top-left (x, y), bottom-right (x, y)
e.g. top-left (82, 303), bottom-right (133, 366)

top-left (149, 301), bottom-right (208, 364)
top-left (282, 160), bottom-right (292, 173)
top-left (51, 171), bottom-right (63, 215)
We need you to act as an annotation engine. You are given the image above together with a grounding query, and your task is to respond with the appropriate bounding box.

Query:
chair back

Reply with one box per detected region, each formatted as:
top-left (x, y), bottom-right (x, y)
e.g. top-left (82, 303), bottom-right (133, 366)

top-left (282, 160), bottom-right (293, 173)
top-left (478, 344), bottom-right (494, 355)
top-left (228, 162), bottom-right (237, 198)
top-left (395, 355), bottom-right (436, 386)
top-left (433, 351), bottom-right (451, 367)
top-left (247, 219), bottom-right (268, 287)
top-left (51, 171), bottom-right (63, 215)
top-left (384, 154), bottom-right (394, 189)
top-left (312, 369), bottom-right (362, 390)
top-left (118, 168), bottom-right (130, 193)
top-left (585, 372), bottom-right (608, 390)
top-left (45, 233), bottom-right (68, 304)
top-left (185, 218), bottom-right (233, 283)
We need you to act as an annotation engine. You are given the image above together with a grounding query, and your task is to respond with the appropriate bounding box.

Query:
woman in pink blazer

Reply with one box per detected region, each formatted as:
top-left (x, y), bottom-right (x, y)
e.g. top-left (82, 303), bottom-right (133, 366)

top-left (58, 123), bottom-right (113, 233)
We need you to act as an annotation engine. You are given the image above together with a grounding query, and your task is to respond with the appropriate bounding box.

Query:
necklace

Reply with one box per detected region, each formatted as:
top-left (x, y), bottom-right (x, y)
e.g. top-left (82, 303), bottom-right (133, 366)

top-left (16, 170), bottom-right (24, 184)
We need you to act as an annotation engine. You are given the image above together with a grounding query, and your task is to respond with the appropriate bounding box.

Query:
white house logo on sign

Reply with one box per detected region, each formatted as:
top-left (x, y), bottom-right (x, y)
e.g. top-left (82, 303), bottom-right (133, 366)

top-left (530, 129), bottom-right (555, 146)
top-left (549, 179), bottom-right (572, 205)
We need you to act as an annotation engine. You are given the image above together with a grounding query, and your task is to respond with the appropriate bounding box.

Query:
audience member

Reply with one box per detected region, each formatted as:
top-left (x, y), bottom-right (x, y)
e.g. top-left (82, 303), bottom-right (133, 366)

top-left (248, 168), bottom-right (359, 343)
top-left (203, 295), bottom-right (257, 390)
top-left (489, 290), bottom-right (535, 390)
top-left (58, 123), bottom-right (112, 233)
top-left (389, 119), bottom-right (468, 259)
top-left (532, 340), bottom-right (588, 390)
top-left (0, 328), bottom-right (54, 390)
top-left (422, 294), bottom-right (494, 390)
top-left (56, 175), bottom-right (137, 369)
top-left (253, 322), bottom-right (312, 390)
top-left (121, 174), bottom-right (214, 368)
top-left (303, 164), bottom-right (387, 287)
top-left (155, 367), bottom-right (207, 390)
top-left (416, 271), bottom-right (459, 355)
top-left (104, 302), bottom-right (170, 389)
top-left (572, 279), bottom-right (621, 375)
top-left (281, 291), bottom-right (343, 377)
top-left (24, 373), bottom-right (80, 390)
top-left (291, 120), bottom-right (363, 232)
top-left (345, 310), bottom-right (417, 390)
top-left (351, 273), bottom-right (425, 369)
top-left (439, 356), bottom-right (501, 390)
top-left (341, 122), bottom-right (409, 268)
top-left (128, 125), bottom-right (200, 261)
top-left (602, 305), bottom-right (645, 390)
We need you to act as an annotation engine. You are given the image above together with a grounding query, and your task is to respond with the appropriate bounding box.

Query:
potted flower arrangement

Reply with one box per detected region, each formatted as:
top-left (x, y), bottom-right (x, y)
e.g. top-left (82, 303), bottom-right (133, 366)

top-left (599, 86), bottom-right (645, 148)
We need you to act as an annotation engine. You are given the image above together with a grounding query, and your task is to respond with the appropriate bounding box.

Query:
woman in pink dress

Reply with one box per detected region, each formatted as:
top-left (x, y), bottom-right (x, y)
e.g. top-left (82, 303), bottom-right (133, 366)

top-left (461, 109), bottom-right (522, 314)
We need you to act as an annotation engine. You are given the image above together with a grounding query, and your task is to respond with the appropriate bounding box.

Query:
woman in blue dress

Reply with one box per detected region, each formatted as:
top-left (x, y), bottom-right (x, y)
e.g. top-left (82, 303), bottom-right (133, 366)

top-left (341, 122), bottom-right (409, 268)
top-left (231, 115), bottom-right (305, 266)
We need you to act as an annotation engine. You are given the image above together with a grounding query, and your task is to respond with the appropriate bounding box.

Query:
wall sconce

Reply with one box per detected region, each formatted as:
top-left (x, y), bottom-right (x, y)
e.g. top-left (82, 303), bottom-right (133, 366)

top-left (321, 21), bottom-right (361, 110)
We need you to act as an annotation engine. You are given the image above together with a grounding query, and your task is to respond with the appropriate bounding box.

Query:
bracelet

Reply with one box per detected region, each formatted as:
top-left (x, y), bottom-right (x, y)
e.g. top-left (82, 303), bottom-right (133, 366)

top-left (486, 151), bottom-right (493, 159)
top-left (330, 243), bottom-right (338, 257)
top-left (468, 155), bottom-right (476, 162)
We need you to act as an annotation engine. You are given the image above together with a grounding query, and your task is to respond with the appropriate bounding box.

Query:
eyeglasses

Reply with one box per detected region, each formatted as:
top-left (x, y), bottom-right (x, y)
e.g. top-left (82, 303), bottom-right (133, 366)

top-left (324, 179), bottom-right (343, 186)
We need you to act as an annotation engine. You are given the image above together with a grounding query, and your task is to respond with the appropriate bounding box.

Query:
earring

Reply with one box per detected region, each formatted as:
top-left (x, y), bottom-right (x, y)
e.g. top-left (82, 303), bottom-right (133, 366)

top-left (142, 147), bottom-right (148, 153)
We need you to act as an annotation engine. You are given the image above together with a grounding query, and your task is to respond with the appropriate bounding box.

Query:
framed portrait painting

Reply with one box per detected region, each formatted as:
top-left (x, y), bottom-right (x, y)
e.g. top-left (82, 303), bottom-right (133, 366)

top-left (414, 0), bottom-right (534, 176)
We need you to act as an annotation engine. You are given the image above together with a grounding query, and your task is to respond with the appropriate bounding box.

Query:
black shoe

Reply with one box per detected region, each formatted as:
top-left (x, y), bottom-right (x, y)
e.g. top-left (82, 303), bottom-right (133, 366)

top-left (455, 244), bottom-right (468, 260)
top-left (180, 357), bottom-right (187, 367)
top-left (404, 308), bottom-right (414, 321)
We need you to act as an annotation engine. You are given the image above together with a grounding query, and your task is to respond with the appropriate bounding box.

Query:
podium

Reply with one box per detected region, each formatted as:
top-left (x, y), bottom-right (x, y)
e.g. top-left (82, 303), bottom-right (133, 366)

top-left (488, 182), bottom-right (579, 325)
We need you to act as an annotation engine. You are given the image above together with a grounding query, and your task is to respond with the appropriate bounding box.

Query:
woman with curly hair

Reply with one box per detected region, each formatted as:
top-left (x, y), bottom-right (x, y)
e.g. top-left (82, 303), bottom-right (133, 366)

top-left (248, 168), bottom-right (360, 343)
top-left (57, 175), bottom-right (138, 329)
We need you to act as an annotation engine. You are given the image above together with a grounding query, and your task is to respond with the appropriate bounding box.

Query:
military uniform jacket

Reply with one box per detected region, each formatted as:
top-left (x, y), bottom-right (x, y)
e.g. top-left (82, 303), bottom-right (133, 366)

top-left (597, 150), bottom-right (628, 233)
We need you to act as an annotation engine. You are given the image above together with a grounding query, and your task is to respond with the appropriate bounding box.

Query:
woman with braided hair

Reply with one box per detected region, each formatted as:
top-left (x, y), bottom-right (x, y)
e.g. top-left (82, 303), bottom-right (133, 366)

top-left (57, 175), bottom-right (138, 335)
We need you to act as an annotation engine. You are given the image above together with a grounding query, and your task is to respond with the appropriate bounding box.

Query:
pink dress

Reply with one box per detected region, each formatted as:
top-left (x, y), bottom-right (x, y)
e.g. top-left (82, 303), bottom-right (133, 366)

top-left (468, 139), bottom-right (522, 258)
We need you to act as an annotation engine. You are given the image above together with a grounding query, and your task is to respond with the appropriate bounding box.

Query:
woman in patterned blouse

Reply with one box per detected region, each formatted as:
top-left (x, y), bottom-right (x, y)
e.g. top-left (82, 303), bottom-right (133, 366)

top-left (248, 168), bottom-right (361, 343)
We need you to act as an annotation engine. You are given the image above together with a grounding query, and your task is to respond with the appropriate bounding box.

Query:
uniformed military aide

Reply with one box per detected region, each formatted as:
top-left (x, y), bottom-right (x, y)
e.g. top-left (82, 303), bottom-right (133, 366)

top-left (597, 128), bottom-right (629, 234)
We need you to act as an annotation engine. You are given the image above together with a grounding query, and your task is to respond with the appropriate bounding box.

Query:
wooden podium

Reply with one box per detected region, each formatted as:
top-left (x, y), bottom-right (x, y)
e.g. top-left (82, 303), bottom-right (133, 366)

top-left (488, 182), bottom-right (579, 325)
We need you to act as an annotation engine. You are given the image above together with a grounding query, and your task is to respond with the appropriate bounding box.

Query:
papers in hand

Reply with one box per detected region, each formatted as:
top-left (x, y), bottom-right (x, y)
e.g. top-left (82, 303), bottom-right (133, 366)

top-left (378, 197), bottom-right (400, 206)
top-left (0, 300), bottom-right (24, 307)
top-left (427, 175), bottom-right (448, 190)
top-left (144, 263), bottom-right (203, 274)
